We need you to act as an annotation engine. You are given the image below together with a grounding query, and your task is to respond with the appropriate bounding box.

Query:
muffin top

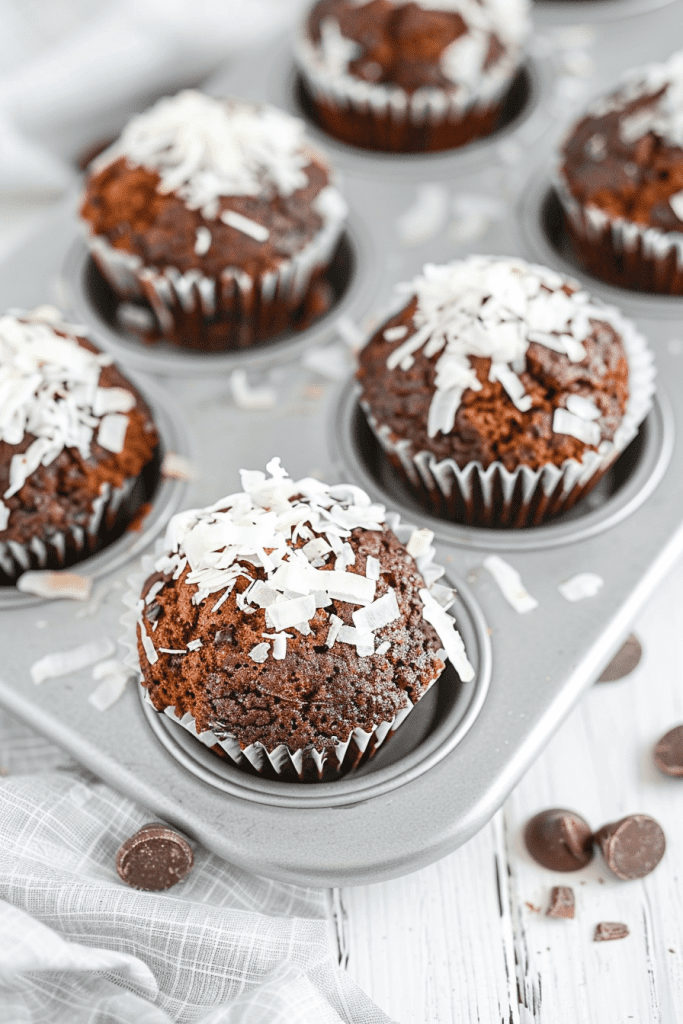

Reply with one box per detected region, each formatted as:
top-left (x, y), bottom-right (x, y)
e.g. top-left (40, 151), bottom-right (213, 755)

top-left (560, 50), bottom-right (683, 232)
top-left (0, 308), bottom-right (158, 546)
top-left (357, 257), bottom-right (631, 472)
top-left (80, 91), bottom-right (347, 278)
top-left (300, 0), bottom-right (530, 101)
top-left (137, 459), bottom-right (473, 753)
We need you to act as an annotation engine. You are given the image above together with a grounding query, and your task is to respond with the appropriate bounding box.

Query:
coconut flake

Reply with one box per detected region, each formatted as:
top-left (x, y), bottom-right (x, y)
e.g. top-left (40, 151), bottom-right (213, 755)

top-left (384, 325), bottom-right (408, 342)
top-left (17, 570), bottom-right (92, 601)
top-left (220, 209), bottom-right (270, 242)
top-left (161, 451), bottom-right (197, 480)
top-left (553, 408), bottom-right (601, 447)
top-left (140, 630), bottom-right (158, 665)
top-left (483, 554), bottom-right (538, 614)
top-left (31, 637), bottom-right (116, 684)
top-left (187, 639), bottom-right (203, 651)
top-left (262, 631), bottom-right (291, 660)
top-left (419, 588), bottom-right (474, 681)
top-left (326, 613), bottom-right (343, 648)
top-left (302, 537), bottom-right (332, 563)
top-left (396, 184), bottom-right (450, 246)
top-left (92, 387), bottom-right (135, 416)
top-left (230, 368), bottom-right (277, 410)
top-left (0, 500), bottom-right (8, 530)
top-left (89, 659), bottom-right (131, 711)
top-left (670, 191), bottom-right (683, 222)
top-left (559, 572), bottom-right (604, 602)
top-left (267, 594), bottom-right (317, 631)
top-left (158, 648), bottom-right (186, 655)
top-left (365, 556), bottom-right (380, 581)
top-left (194, 226), bottom-right (212, 256)
top-left (97, 413), bottom-right (128, 454)
top-left (352, 589), bottom-right (400, 633)
top-left (566, 394), bottom-right (601, 421)
top-left (337, 624), bottom-right (374, 657)
top-left (406, 528), bottom-right (434, 559)
top-left (375, 641), bottom-right (391, 656)
top-left (249, 642), bottom-right (270, 663)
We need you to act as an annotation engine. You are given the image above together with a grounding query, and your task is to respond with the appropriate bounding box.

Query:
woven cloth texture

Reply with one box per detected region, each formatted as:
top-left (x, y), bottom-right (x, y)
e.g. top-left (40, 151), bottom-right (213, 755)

top-left (0, 707), bottom-right (392, 1024)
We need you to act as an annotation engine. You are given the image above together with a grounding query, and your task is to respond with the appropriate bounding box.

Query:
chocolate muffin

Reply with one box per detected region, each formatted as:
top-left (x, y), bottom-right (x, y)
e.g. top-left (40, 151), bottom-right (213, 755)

top-left (80, 91), bottom-right (348, 351)
top-left (356, 256), bottom-right (655, 526)
top-left (0, 307), bottom-right (159, 582)
top-left (134, 459), bottom-right (473, 781)
top-left (558, 50), bottom-right (683, 293)
top-left (295, 0), bottom-right (530, 152)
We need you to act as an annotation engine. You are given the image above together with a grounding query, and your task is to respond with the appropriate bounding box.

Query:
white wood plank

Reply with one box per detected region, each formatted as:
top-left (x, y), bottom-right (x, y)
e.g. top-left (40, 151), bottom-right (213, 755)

top-left (340, 558), bottom-right (683, 1022)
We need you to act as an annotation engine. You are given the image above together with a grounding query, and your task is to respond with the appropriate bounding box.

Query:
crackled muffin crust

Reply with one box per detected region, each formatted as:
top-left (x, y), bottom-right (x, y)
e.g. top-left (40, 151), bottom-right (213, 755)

top-left (558, 51), bottom-right (683, 292)
top-left (357, 257), bottom-right (630, 473)
top-left (0, 309), bottom-right (159, 577)
top-left (136, 461), bottom-right (474, 776)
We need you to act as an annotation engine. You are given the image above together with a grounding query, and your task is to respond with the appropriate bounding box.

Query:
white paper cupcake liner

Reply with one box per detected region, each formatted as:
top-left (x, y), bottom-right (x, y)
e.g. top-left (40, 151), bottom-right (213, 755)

top-left (85, 184), bottom-right (348, 347)
top-left (0, 476), bottom-right (138, 581)
top-left (361, 307), bottom-right (655, 528)
top-left (295, 27), bottom-right (521, 135)
top-left (555, 169), bottom-right (683, 293)
top-left (120, 515), bottom-right (457, 783)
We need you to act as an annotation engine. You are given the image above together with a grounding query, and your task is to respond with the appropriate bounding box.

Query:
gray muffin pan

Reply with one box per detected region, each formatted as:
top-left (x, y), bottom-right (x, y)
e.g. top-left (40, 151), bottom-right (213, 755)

top-left (2, 3), bottom-right (683, 885)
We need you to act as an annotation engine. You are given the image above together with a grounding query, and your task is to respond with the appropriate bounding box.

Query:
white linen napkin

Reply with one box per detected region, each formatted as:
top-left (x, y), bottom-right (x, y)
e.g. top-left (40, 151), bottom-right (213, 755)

top-left (0, 707), bottom-right (392, 1023)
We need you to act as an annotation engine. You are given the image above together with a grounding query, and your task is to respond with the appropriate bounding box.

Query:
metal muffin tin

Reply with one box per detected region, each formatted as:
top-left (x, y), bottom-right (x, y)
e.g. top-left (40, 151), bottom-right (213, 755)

top-left (2, 3), bottom-right (683, 885)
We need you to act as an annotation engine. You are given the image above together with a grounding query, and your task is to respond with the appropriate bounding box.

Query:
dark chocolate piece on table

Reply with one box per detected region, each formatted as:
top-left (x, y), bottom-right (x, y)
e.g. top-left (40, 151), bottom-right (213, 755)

top-left (524, 809), bottom-right (594, 871)
top-left (597, 634), bottom-right (642, 682)
top-left (594, 922), bottom-right (630, 942)
top-left (116, 822), bottom-right (194, 891)
top-left (547, 886), bottom-right (575, 919)
top-left (594, 814), bottom-right (665, 880)
top-left (654, 725), bottom-right (683, 777)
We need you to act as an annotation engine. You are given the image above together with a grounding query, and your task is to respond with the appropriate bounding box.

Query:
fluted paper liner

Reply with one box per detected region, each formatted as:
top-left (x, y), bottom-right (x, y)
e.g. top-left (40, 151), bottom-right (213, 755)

top-left (294, 26), bottom-right (524, 151)
top-left (0, 476), bottom-right (138, 582)
top-left (361, 303), bottom-right (655, 528)
top-left (84, 185), bottom-right (347, 349)
top-left (556, 168), bottom-right (683, 294)
top-left (120, 514), bottom-right (460, 783)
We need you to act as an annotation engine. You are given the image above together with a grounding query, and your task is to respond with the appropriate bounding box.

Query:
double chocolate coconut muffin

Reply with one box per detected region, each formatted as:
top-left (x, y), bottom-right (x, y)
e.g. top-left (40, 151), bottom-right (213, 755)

top-left (296, 0), bottom-right (531, 152)
top-left (80, 91), bottom-right (348, 351)
top-left (357, 256), bottom-right (655, 526)
top-left (558, 50), bottom-right (683, 293)
top-left (0, 307), bottom-right (159, 582)
top-left (133, 459), bottom-right (474, 781)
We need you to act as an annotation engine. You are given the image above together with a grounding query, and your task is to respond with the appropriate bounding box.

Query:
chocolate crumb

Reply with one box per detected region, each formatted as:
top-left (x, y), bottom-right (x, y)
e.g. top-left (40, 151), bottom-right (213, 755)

top-left (525, 901), bottom-right (541, 913)
top-left (547, 886), bottom-right (575, 919)
top-left (115, 822), bottom-right (194, 891)
top-left (654, 725), bottom-right (683, 776)
top-left (594, 922), bottom-right (629, 942)
top-left (594, 814), bottom-right (665, 880)
top-left (597, 634), bottom-right (642, 682)
top-left (524, 808), bottom-right (594, 871)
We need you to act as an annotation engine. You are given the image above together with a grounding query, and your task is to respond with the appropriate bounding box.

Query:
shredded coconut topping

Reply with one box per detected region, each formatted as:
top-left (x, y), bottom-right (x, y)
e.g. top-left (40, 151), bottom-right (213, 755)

top-left (93, 91), bottom-right (315, 220)
top-left (149, 459), bottom-right (473, 675)
top-left (605, 50), bottom-right (683, 149)
top-left (386, 256), bottom-right (616, 439)
top-left (0, 311), bottom-right (135, 499)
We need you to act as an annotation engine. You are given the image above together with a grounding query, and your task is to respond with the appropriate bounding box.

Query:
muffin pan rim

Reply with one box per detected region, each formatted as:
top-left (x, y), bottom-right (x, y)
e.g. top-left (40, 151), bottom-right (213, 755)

top-left (63, 215), bottom-right (379, 378)
top-left (518, 172), bottom-right (683, 320)
top-left (331, 380), bottom-right (674, 553)
top-left (134, 572), bottom-right (492, 808)
top-left (206, 37), bottom-right (555, 183)
top-left (0, 371), bottom-right (190, 611)
top-left (533, 0), bottom-right (676, 25)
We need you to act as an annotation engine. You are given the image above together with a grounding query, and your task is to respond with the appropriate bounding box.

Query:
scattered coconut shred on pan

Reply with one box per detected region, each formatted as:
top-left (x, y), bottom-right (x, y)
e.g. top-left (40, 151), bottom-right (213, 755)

top-left (17, 570), bottom-right (92, 601)
top-left (483, 554), bottom-right (538, 614)
top-left (31, 637), bottom-right (115, 684)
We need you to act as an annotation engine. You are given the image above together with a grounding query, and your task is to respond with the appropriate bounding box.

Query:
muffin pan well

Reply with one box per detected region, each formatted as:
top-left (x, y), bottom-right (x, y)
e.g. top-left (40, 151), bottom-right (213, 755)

top-left (2, 3), bottom-right (683, 885)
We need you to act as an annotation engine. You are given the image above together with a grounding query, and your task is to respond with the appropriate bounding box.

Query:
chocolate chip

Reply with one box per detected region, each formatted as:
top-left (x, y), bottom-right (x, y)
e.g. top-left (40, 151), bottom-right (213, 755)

top-left (524, 809), bottom-right (594, 871)
top-left (144, 601), bottom-right (162, 624)
top-left (597, 634), bottom-right (642, 682)
top-left (115, 823), bottom-right (194, 891)
top-left (654, 725), bottom-right (683, 776)
top-left (594, 922), bottom-right (629, 942)
top-left (547, 886), bottom-right (575, 919)
top-left (215, 627), bottom-right (235, 645)
top-left (594, 814), bottom-right (665, 880)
